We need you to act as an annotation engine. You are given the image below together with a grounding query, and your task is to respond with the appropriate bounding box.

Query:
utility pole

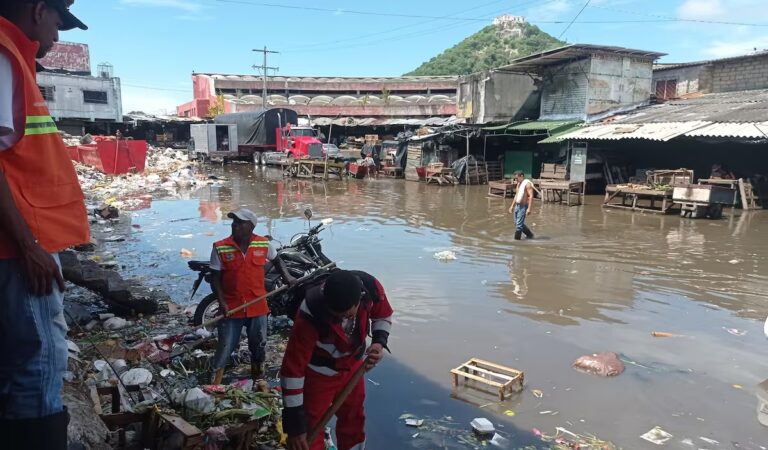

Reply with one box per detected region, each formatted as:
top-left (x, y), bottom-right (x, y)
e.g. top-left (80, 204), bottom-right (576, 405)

top-left (252, 46), bottom-right (279, 109)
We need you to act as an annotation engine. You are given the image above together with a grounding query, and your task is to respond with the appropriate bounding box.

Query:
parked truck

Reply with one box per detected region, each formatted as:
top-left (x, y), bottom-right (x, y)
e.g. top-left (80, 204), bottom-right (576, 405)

top-left (189, 108), bottom-right (324, 164)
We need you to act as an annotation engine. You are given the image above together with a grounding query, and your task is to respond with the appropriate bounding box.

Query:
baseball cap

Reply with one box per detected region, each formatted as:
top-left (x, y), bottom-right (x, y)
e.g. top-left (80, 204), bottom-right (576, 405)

top-left (227, 208), bottom-right (259, 225)
top-left (46, 0), bottom-right (88, 31)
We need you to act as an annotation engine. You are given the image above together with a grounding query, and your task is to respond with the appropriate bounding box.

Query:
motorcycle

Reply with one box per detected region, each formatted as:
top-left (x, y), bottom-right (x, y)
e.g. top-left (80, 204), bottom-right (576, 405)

top-left (188, 209), bottom-right (335, 328)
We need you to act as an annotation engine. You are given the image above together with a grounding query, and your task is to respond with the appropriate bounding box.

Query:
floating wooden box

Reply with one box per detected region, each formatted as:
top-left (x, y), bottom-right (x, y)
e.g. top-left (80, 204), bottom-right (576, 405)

top-left (451, 358), bottom-right (524, 401)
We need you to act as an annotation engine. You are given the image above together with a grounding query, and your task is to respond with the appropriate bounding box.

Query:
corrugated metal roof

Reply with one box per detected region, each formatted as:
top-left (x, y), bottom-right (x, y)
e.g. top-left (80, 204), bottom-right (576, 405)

top-left (551, 121), bottom-right (710, 142)
top-left (311, 116), bottom-right (462, 127)
top-left (611, 89), bottom-right (768, 123)
top-left (685, 122), bottom-right (768, 138)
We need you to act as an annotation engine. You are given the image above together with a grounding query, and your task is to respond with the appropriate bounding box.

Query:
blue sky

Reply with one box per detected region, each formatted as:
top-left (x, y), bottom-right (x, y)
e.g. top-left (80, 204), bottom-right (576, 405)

top-left (60, 0), bottom-right (768, 114)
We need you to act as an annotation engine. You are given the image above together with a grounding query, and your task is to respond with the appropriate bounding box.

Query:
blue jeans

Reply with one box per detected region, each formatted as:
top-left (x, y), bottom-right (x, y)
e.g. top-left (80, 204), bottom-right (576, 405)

top-left (212, 315), bottom-right (268, 370)
top-left (514, 204), bottom-right (532, 235)
top-left (0, 255), bottom-right (68, 419)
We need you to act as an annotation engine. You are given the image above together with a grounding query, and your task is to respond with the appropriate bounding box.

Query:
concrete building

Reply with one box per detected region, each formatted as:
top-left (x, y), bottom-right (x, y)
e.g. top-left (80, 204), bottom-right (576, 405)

top-left (497, 44), bottom-right (666, 122)
top-left (176, 74), bottom-right (458, 120)
top-left (37, 42), bottom-right (122, 135)
top-left (653, 51), bottom-right (768, 100)
top-left (457, 70), bottom-right (539, 124)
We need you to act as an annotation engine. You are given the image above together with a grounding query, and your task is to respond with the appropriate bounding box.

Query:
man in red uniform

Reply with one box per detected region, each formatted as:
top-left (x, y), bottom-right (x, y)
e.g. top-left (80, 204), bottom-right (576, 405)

top-left (281, 270), bottom-right (394, 450)
top-left (209, 208), bottom-right (291, 384)
top-left (0, 1), bottom-right (89, 448)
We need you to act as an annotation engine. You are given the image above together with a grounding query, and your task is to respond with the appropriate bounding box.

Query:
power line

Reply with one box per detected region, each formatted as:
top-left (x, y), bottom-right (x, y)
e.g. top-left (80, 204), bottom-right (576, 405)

top-left (252, 46), bottom-right (279, 108)
top-left (121, 83), bottom-right (190, 93)
top-left (558, 0), bottom-right (592, 39)
top-left (589, 3), bottom-right (768, 27)
top-left (211, 0), bottom-right (490, 22)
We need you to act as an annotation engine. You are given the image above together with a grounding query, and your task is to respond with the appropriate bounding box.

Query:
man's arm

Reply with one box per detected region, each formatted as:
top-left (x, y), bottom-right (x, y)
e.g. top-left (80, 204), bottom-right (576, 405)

top-left (367, 279), bottom-right (394, 370)
top-left (0, 171), bottom-right (64, 295)
top-left (210, 271), bottom-right (228, 315)
top-left (525, 183), bottom-right (534, 215)
top-left (281, 315), bottom-right (319, 450)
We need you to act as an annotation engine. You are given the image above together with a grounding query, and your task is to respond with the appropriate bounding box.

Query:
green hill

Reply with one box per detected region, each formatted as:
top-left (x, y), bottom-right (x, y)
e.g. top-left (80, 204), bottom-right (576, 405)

top-left (405, 22), bottom-right (565, 76)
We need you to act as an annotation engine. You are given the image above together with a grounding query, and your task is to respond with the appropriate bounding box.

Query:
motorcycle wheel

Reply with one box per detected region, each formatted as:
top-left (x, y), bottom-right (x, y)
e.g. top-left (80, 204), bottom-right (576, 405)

top-left (193, 293), bottom-right (220, 330)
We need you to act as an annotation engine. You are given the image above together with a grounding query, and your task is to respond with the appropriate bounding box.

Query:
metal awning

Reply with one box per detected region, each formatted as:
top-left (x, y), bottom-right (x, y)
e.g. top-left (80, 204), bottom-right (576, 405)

top-left (496, 44), bottom-right (666, 73)
top-left (684, 121), bottom-right (768, 139)
top-left (484, 120), bottom-right (581, 137)
top-left (550, 121), bottom-right (710, 142)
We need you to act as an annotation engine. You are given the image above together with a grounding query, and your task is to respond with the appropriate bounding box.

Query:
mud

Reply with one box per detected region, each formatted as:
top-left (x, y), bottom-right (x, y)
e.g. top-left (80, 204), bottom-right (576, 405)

top-left (104, 164), bottom-right (768, 448)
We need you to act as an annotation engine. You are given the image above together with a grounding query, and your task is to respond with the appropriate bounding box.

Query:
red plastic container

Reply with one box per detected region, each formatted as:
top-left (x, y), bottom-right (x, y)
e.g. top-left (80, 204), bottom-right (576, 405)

top-left (70, 139), bottom-right (147, 174)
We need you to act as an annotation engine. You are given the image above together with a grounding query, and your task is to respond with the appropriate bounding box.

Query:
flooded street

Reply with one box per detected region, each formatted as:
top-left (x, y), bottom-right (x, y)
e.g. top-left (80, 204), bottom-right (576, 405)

top-left (106, 165), bottom-right (768, 448)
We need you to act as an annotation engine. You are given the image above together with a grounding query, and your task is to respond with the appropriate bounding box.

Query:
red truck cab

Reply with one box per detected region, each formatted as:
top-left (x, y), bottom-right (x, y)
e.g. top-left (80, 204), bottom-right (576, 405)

top-left (276, 124), bottom-right (324, 159)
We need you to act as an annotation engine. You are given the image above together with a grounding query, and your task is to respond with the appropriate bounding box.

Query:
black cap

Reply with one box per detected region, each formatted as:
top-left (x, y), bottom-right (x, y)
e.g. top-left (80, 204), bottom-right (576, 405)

top-left (323, 271), bottom-right (363, 313)
top-left (46, 0), bottom-right (87, 31)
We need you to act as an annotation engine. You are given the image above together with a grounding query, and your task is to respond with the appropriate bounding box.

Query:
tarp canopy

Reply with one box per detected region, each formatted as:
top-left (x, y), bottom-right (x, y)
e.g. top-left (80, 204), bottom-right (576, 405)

top-left (215, 108), bottom-right (298, 146)
top-left (483, 120), bottom-right (581, 136)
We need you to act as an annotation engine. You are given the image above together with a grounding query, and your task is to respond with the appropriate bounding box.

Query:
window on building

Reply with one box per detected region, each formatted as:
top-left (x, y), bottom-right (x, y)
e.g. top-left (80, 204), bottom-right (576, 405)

top-left (39, 86), bottom-right (55, 101)
top-left (655, 80), bottom-right (678, 100)
top-left (83, 90), bottom-right (108, 104)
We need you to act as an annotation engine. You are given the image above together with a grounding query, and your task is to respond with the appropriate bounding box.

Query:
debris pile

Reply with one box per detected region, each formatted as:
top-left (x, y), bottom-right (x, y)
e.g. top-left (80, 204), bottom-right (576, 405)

top-left (74, 144), bottom-right (225, 209)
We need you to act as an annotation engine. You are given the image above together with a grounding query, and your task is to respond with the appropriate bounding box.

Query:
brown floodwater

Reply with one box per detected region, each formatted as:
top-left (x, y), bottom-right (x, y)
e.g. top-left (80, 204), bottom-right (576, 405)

top-left (108, 165), bottom-right (768, 448)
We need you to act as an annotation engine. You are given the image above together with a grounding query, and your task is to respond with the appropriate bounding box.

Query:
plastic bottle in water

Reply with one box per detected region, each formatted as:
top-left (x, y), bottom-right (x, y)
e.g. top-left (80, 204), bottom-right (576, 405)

top-left (324, 427), bottom-right (337, 450)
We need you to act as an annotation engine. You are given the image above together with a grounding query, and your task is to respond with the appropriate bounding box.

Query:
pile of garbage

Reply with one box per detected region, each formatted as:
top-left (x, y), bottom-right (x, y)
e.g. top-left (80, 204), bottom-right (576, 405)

top-left (65, 290), bottom-right (295, 449)
top-left (74, 144), bottom-right (225, 210)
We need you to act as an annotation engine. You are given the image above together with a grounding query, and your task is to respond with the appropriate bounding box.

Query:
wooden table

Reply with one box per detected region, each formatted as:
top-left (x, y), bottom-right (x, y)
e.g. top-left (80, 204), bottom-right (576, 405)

top-left (381, 166), bottom-right (403, 178)
top-left (603, 185), bottom-right (676, 214)
top-left (488, 180), bottom-right (516, 198)
top-left (537, 180), bottom-right (584, 206)
top-left (425, 167), bottom-right (457, 185)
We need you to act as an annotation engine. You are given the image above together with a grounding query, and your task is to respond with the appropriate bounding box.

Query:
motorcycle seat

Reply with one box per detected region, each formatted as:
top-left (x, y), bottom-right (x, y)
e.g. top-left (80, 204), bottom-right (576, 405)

top-left (188, 260), bottom-right (211, 271)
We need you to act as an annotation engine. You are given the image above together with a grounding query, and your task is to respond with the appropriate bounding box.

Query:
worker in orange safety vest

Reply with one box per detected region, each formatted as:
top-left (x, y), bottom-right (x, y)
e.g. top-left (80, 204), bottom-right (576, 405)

top-left (209, 208), bottom-right (293, 385)
top-left (0, 1), bottom-right (90, 448)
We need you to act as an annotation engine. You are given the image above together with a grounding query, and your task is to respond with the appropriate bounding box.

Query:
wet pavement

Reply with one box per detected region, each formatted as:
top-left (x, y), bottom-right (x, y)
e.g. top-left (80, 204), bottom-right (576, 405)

top-left (101, 164), bottom-right (768, 449)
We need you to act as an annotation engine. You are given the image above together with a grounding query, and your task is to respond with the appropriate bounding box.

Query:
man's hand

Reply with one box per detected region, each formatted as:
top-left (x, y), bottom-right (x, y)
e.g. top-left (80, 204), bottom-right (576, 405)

top-left (286, 434), bottom-right (309, 450)
top-left (526, 208), bottom-right (532, 217)
top-left (365, 343), bottom-right (384, 371)
top-left (508, 205), bottom-right (514, 214)
top-left (21, 244), bottom-right (64, 296)
top-left (216, 301), bottom-right (229, 317)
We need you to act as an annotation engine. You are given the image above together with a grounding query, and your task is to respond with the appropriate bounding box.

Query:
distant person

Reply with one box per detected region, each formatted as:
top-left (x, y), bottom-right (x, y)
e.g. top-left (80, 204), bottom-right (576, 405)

top-left (0, 0), bottom-right (90, 447)
top-left (710, 163), bottom-right (735, 180)
top-left (508, 170), bottom-right (534, 240)
top-left (115, 129), bottom-right (123, 140)
top-left (221, 136), bottom-right (229, 152)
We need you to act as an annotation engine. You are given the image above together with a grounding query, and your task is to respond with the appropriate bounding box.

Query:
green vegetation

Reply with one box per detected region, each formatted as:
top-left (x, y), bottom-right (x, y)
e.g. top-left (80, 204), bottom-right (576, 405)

top-left (404, 23), bottom-right (565, 76)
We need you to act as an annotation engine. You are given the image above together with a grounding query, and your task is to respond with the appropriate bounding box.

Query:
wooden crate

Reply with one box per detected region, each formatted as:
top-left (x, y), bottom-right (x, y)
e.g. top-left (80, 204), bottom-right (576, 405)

top-left (451, 358), bottom-right (524, 400)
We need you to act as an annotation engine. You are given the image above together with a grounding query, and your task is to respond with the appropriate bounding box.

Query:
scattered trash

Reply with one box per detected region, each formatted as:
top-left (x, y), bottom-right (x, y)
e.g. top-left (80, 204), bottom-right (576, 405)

top-left (733, 384), bottom-right (743, 390)
top-left (433, 250), bottom-right (457, 261)
top-left (503, 410), bottom-right (515, 417)
top-left (651, 331), bottom-right (680, 338)
top-left (724, 327), bottom-right (747, 336)
top-left (534, 427), bottom-right (618, 449)
top-left (99, 313), bottom-right (115, 320)
top-left (405, 418), bottom-right (424, 427)
top-left (699, 437), bottom-right (719, 445)
top-left (177, 234), bottom-right (195, 239)
top-left (640, 426), bottom-right (673, 445)
top-left (573, 352), bottom-right (625, 377)
top-left (195, 328), bottom-right (212, 339)
top-left (94, 204), bottom-right (119, 220)
top-left (729, 259), bottom-right (742, 264)
top-left (84, 319), bottom-right (100, 331)
top-left (179, 387), bottom-right (215, 414)
top-left (103, 317), bottom-right (128, 330)
top-left (160, 369), bottom-right (175, 378)
top-left (367, 378), bottom-right (380, 386)
top-left (539, 411), bottom-right (559, 415)
top-left (489, 433), bottom-right (510, 448)
top-left (121, 368), bottom-right (153, 386)
top-left (470, 418), bottom-right (495, 437)
top-left (180, 248), bottom-right (195, 258)
top-left (531, 389), bottom-right (543, 398)
top-left (681, 438), bottom-right (694, 446)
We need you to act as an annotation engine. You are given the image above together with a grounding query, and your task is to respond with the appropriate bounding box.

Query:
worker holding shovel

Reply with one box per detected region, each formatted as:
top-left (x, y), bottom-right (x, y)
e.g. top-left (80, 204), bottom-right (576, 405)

top-left (280, 270), bottom-right (394, 450)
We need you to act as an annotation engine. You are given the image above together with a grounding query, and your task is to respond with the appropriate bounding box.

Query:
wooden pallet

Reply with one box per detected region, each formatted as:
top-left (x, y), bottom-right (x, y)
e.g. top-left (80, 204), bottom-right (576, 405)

top-left (486, 161), bottom-right (503, 181)
top-left (488, 180), bottom-right (516, 198)
top-left (451, 358), bottom-right (524, 401)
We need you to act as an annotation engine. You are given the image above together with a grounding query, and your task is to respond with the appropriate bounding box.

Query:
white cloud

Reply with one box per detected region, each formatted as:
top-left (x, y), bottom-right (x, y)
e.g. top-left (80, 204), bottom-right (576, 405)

top-left (705, 36), bottom-right (768, 58)
top-left (533, 0), bottom-right (574, 17)
top-left (119, 0), bottom-right (202, 13)
top-left (677, 0), bottom-right (726, 20)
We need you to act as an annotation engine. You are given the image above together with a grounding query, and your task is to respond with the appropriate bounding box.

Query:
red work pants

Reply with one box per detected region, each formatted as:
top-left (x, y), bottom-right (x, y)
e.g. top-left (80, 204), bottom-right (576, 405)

top-left (304, 361), bottom-right (366, 450)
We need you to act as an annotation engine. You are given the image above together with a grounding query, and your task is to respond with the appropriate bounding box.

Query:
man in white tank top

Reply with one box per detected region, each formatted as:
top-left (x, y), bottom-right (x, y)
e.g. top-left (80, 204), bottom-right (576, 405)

top-left (508, 170), bottom-right (534, 240)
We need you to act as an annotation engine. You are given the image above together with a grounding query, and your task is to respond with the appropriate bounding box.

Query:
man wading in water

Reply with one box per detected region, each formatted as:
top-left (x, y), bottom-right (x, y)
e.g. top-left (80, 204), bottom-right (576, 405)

top-left (508, 170), bottom-right (534, 240)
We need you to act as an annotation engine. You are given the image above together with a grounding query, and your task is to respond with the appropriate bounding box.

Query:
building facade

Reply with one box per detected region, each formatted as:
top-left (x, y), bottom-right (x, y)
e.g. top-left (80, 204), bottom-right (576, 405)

top-left (37, 42), bottom-right (122, 135)
top-left (457, 70), bottom-right (539, 124)
top-left (498, 44), bottom-right (665, 122)
top-left (177, 74), bottom-right (458, 119)
top-left (653, 51), bottom-right (768, 100)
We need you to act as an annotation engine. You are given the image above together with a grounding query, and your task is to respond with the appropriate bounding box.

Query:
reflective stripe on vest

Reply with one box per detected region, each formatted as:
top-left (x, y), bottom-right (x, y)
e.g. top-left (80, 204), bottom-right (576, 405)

top-left (249, 241), bottom-right (269, 248)
top-left (215, 244), bottom-right (239, 254)
top-left (24, 115), bottom-right (58, 136)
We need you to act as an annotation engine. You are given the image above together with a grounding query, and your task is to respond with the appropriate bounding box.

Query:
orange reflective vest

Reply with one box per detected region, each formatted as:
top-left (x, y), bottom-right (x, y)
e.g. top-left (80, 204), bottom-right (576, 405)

top-left (0, 18), bottom-right (89, 258)
top-left (214, 235), bottom-right (271, 318)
